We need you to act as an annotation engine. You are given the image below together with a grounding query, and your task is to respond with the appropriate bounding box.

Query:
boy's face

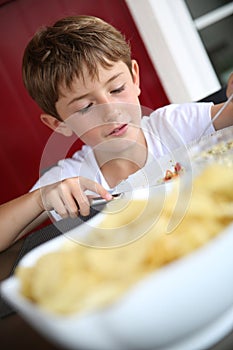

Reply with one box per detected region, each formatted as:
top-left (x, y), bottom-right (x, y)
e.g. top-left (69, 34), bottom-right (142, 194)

top-left (42, 60), bottom-right (142, 154)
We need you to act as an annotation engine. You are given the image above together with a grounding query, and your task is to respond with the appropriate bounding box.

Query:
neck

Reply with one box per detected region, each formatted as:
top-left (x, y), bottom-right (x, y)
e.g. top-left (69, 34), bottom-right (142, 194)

top-left (94, 130), bottom-right (147, 188)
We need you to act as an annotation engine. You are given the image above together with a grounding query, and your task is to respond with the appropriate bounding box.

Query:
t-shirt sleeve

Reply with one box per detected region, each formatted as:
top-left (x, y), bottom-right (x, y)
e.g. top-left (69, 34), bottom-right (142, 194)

top-left (147, 102), bottom-right (214, 153)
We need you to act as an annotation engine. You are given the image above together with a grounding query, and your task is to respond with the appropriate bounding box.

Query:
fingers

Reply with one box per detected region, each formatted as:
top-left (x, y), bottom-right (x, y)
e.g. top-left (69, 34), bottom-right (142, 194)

top-left (41, 177), bottom-right (112, 219)
top-left (71, 177), bottom-right (112, 216)
top-left (40, 186), bottom-right (70, 219)
top-left (78, 177), bottom-right (112, 201)
top-left (60, 190), bottom-right (80, 218)
top-left (64, 181), bottom-right (90, 217)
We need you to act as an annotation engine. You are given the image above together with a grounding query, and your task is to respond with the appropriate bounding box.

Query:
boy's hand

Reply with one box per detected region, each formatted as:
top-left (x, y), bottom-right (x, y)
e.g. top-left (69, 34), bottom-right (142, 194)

top-left (39, 177), bottom-right (112, 218)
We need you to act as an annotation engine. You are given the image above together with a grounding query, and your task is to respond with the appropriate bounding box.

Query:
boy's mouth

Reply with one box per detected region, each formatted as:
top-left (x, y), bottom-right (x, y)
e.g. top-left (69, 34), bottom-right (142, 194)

top-left (108, 124), bottom-right (128, 137)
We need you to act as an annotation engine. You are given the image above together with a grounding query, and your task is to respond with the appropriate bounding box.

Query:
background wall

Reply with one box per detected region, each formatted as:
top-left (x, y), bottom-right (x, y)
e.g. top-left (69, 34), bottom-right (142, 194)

top-left (0, 0), bottom-right (169, 204)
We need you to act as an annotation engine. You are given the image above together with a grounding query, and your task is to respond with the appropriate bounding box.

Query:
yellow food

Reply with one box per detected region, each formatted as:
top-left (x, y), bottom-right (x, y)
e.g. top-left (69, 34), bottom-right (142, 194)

top-left (16, 164), bottom-right (233, 315)
top-left (200, 140), bottom-right (233, 158)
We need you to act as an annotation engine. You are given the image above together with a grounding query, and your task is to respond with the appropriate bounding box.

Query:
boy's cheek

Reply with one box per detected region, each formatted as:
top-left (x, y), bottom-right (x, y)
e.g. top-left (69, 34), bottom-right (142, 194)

top-left (66, 115), bottom-right (100, 137)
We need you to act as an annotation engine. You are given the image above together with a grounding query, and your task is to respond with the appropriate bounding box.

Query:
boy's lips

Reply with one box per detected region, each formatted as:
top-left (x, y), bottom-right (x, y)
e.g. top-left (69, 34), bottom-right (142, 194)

top-left (107, 123), bottom-right (128, 137)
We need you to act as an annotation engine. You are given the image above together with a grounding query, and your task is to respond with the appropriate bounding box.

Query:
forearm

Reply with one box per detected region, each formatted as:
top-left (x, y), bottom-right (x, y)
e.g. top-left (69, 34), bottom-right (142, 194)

top-left (0, 175), bottom-right (112, 252)
top-left (0, 189), bottom-right (45, 252)
top-left (211, 99), bottom-right (233, 130)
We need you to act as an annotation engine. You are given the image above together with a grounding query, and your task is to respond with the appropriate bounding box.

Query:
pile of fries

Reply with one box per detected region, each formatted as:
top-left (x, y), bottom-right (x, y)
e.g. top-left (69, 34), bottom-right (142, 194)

top-left (16, 163), bottom-right (233, 315)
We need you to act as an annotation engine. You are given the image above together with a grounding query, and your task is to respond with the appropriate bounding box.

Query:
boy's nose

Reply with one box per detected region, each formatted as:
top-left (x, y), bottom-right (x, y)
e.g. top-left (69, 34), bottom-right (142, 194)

top-left (102, 103), bottom-right (123, 122)
top-left (96, 95), bottom-right (123, 122)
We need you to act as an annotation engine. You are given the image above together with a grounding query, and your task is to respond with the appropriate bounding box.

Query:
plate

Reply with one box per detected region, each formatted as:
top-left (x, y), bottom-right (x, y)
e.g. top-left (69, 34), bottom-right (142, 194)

top-left (189, 125), bottom-right (233, 164)
top-left (1, 215), bottom-right (233, 350)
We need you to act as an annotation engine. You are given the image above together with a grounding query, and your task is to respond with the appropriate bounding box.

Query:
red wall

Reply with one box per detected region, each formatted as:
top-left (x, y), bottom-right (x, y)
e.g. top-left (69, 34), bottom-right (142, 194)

top-left (0, 0), bottom-right (169, 204)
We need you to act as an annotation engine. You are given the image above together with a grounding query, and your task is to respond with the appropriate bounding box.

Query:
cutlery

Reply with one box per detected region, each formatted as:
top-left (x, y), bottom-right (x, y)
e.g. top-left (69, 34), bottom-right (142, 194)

top-left (90, 193), bottom-right (123, 207)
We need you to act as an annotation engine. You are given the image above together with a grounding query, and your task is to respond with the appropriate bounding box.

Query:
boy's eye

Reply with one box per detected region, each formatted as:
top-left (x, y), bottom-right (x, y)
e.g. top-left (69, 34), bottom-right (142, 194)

top-left (79, 103), bottom-right (93, 114)
top-left (111, 84), bottom-right (125, 94)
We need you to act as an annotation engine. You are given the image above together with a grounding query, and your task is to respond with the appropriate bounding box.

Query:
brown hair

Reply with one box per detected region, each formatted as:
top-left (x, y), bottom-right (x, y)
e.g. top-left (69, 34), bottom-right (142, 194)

top-left (22, 15), bottom-right (132, 119)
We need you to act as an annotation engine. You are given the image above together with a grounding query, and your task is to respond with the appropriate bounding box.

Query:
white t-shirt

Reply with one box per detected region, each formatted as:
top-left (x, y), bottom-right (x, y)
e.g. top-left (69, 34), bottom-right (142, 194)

top-left (31, 102), bottom-right (214, 194)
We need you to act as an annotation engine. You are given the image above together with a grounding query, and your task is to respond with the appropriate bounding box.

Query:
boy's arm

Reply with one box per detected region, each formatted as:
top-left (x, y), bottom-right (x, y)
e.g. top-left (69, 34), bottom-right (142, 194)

top-left (211, 73), bottom-right (233, 130)
top-left (0, 190), bottom-right (46, 252)
top-left (0, 176), bottom-right (112, 252)
top-left (211, 100), bottom-right (233, 130)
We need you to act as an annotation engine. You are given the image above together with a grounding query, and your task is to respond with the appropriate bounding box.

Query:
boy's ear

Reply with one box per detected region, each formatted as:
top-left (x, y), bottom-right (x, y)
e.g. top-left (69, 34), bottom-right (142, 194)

top-left (131, 59), bottom-right (141, 96)
top-left (40, 114), bottom-right (73, 137)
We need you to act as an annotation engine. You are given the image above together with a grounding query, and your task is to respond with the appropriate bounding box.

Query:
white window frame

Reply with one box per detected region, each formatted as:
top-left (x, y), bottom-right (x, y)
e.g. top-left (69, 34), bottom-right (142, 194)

top-left (125, 0), bottom-right (221, 103)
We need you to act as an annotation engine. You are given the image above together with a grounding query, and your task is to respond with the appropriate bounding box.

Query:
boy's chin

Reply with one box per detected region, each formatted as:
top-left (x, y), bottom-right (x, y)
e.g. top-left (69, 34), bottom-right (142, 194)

top-left (94, 137), bottom-right (140, 154)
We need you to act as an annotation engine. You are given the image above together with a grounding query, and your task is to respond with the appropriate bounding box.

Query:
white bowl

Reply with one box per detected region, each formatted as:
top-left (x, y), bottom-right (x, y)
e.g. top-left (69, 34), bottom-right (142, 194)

top-left (1, 210), bottom-right (233, 350)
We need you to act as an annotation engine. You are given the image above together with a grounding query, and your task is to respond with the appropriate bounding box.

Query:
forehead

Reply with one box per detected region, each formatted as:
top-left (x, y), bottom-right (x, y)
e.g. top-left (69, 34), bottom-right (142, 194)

top-left (58, 60), bottom-right (130, 97)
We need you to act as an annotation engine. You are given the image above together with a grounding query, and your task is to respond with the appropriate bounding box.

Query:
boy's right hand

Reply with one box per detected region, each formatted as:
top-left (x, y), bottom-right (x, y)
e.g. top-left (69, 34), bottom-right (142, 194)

top-left (38, 177), bottom-right (112, 218)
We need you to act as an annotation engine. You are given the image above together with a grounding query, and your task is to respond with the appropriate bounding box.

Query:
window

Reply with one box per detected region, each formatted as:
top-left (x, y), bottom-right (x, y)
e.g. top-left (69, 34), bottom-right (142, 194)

top-left (184, 1), bottom-right (233, 85)
top-left (126, 0), bottom-right (232, 102)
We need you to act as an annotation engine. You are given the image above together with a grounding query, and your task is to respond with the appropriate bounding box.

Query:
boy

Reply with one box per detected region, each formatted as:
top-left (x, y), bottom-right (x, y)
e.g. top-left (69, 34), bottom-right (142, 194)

top-left (0, 15), bottom-right (232, 252)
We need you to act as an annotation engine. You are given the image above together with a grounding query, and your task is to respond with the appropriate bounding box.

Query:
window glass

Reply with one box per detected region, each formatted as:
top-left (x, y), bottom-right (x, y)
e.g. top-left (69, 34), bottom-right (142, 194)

top-left (184, 0), bottom-right (232, 19)
top-left (198, 14), bottom-right (233, 84)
